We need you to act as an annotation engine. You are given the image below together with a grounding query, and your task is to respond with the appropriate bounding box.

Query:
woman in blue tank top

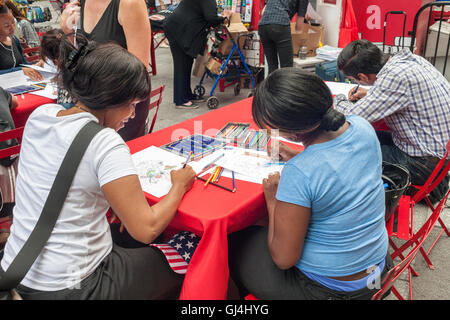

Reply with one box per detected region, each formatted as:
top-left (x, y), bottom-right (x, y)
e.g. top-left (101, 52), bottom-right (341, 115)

top-left (228, 68), bottom-right (393, 300)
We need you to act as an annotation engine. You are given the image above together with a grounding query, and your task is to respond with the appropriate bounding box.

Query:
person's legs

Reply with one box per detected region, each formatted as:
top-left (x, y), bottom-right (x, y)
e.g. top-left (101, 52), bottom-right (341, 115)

top-left (258, 25), bottom-right (279, 75)
top-left (166, 34), bottom-right (197, 107)
top-left (228, 226), bottom-right (310, 299)
top-left (271, 24), bottom-right (293, 69)
top-left (228, 226), bottom-right (394, 300)
top-left (16, 245), bottom-right (184, 300)
top-left (376, 131), bottom-right (449, 203)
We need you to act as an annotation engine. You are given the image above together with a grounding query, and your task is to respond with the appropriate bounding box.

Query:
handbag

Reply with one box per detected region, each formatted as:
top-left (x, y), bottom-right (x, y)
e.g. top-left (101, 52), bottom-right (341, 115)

top-left (382, 161), bottom-right (410, 222)
top-left (0, 121), bottom-right (104, 300)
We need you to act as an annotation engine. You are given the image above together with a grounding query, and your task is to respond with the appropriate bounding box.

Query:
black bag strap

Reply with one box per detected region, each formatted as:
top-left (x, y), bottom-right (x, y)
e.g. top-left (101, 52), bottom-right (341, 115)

top-left (0, 121), bottom-right (104, 290)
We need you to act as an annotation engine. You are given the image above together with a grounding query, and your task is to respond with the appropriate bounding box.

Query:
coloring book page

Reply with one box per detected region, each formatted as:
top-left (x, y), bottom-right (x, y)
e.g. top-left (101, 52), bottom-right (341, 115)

top-left (132, 146), bottom-right (187, 198)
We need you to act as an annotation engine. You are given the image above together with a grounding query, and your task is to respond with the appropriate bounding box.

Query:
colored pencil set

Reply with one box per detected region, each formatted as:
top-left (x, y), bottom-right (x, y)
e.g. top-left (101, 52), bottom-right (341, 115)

top-left (216, 122), bottom-right (250, 143)
top-left (216, 122), bottom-right (270, 150)
top-left (197, 165), bottom-right (236, 193)
top-left (240, 129), bottom-right (270, 150)
top-left (161, 134), bottom-right (227, 160)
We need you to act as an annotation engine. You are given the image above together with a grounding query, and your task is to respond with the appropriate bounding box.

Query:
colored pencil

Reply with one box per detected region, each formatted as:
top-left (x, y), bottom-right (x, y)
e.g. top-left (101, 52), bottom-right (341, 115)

top-left (204, 170), bottom-right (215, 186)
top-left (215, 167), bottom-right (224, 183)
top-left (232, 170), bottom-right (236, 192)
top-left (196, 176), bottom-right (235, 193)
top-left (182, 151), bottom-right (193, 168)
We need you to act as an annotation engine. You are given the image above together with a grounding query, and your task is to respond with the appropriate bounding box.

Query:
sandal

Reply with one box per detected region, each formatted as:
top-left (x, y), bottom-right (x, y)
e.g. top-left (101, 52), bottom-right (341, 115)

top-left (175, 102), bottom-right (199, 109)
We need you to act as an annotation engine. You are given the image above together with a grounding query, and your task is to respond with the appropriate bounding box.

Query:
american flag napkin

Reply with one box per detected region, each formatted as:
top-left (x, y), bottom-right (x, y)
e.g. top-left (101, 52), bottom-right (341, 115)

top-left (151, 231), bottom-right (200, 274)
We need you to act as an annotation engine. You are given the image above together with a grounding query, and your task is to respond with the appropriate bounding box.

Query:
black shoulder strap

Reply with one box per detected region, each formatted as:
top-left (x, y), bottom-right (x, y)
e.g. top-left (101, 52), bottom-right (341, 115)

top-left (0, 121), bottom-right (104, 290)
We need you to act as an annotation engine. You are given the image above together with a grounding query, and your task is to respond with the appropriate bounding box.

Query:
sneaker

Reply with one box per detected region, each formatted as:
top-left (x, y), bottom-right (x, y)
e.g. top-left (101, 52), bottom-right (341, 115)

top-left (175, 102), bottom-right (199, 109)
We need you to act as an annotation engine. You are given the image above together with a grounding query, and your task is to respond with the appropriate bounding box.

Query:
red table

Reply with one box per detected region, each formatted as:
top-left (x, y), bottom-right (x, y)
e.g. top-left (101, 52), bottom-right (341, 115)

top-left (127, 97), bottom-right (277, 300)
top-left (11, 93), bottom-right (55, 128)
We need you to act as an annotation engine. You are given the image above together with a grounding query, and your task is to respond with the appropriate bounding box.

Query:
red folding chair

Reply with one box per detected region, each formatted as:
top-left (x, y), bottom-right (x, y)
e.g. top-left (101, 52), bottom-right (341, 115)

top-left (0, 127), bottom-right (24, 159)
top-left (146, 85), bottom-right (165, 134)
top-left (375, 188), bottom-right (450, 300)
top-left (0, 126), bottom-right (24, 241)
top-left (386, 139), bottom-right (450, 271)
top-left (22, 47), bottom-right (41, 63)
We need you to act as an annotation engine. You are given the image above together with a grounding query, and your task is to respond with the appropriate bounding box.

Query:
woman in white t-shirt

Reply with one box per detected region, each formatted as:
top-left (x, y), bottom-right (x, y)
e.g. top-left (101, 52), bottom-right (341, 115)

top-left (0, 35), bottom-right (196, 299)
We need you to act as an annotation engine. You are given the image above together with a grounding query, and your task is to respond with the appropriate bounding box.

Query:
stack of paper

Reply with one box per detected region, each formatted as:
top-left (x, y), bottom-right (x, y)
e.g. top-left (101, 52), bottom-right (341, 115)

top-left (316, 45), bottom-right (343, 61)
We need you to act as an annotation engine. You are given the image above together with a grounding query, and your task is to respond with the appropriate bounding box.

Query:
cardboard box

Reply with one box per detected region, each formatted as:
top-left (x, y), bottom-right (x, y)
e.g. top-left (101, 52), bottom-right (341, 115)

top-left (192, 47), bottom-right (209, 78)
top-left (205, 57), bottom-right (225, 75)
top-left (219, 13), bottom-right (248, 55)
top-left (291, 23), bottom-right (324, 57)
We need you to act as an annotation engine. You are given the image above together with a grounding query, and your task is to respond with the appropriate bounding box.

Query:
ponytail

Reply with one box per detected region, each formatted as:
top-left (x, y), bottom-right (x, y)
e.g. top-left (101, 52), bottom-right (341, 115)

top-left (320, 108), bottom-right (346, 132)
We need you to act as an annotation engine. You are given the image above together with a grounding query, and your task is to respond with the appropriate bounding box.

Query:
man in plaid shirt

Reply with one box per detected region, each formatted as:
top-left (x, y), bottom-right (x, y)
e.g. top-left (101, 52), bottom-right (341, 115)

top-left (335, 40), bottom-right (449, 203)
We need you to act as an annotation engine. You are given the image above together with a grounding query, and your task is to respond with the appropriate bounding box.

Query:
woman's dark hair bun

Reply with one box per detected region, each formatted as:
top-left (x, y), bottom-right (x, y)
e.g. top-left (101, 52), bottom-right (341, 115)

top-left (321, 108), bottom-right (346, 132)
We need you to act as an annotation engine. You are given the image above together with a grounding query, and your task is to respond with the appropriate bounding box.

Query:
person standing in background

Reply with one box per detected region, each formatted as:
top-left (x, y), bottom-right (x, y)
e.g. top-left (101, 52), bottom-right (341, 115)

top-left (163, 0), bottom-right (231, 109)
top-left (258, 0), bottom-right (309, 75)
top-left (60, 0), bottom-right (151, 142)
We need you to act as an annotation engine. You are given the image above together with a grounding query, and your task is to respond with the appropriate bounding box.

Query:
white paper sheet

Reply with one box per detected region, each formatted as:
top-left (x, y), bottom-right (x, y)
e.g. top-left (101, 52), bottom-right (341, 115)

top-left (29, 82), bottom-right (58, 99)
top-left (213, 147), bottom-right (285, 184)
top-left (325, 81), bottom-right (371, 97)
top-left (0, 70), bottom-right (52, 90)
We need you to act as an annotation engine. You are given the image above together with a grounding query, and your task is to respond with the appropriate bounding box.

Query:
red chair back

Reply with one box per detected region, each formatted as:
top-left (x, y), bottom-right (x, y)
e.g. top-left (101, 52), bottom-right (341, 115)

top-left (147, 85), bottom-right (165, 134)
top-left (0, 127), bottom-right (24, 159)
top-left (410, 139), bottom-right (450, 206)
top-left (22, 47), bottom-right (41, 63)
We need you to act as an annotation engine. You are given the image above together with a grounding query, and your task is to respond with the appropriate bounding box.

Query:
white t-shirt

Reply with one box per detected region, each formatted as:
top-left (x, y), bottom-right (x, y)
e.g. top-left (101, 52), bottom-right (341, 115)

top-left (1, 104), bottom-right (138, 291)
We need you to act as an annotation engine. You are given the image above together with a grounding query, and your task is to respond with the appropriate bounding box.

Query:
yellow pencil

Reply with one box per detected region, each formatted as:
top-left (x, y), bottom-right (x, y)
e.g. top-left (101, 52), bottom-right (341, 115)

top-left (211, 166), bottom-right (221, 182)
top-left (204, 167), bottom-right (218, 186)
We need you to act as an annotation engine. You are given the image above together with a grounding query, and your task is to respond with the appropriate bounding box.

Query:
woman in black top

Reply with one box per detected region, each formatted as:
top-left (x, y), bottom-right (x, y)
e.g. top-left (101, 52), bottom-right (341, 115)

top-left (163, 0), bottom-right (231, 109)
top-left (60, 0), bottom-right (151, 142)
top-left (0, 5), bottom-right (42, 80)
top-left (259, 0), bottom-right (309, 75)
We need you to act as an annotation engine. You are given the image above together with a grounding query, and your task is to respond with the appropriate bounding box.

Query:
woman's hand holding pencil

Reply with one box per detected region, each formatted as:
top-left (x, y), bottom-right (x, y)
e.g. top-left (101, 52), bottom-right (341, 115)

top-left (170, 166), bottom-right (196, 194)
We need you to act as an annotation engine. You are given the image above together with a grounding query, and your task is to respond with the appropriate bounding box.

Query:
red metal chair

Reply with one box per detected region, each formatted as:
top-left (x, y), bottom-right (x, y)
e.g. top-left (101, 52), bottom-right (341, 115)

top-left (22, 47), bottom-right (41, 63)
top-left (0, 126), bottom-right (24, 243)
top-left (146, 85), bottom-right (165, 134)
top-left (0, 126), bottom-right (24, 159)
top-left (375, 187), bottom-right (450, 300)
top-left (386, 139), bottom-right (450, 271)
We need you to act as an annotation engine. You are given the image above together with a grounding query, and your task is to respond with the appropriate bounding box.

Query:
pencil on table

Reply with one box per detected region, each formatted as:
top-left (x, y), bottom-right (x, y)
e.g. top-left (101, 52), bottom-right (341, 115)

top-left (196, 176), bottom-right (235, 192)
top-left (215, 167), bottom-right (224, 183)
top-left (211, 166), bottom-right (221, 183)
top-left (204, 166), bottom-right (219, 186)
top-left (232, 170), bottom-right (236, 192)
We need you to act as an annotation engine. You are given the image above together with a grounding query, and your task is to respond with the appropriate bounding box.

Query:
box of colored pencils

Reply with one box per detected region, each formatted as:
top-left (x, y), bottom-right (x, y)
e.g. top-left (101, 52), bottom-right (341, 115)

top-left (216, 122), bottom-right (250, 143)
top-left (240, 129), bottom-right (270, 150)
top-left (160, 134), bottom-right (227, 160)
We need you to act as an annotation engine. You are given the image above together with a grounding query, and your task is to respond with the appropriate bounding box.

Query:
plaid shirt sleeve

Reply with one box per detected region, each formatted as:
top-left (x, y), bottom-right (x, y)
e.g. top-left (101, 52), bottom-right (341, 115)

top-left (334, 70), bottom-right (410, 123)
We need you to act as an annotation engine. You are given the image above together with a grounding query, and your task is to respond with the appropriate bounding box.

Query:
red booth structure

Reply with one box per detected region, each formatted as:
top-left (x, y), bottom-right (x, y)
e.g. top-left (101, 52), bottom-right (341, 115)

top-left (352, 0), bottom-right (424, 45)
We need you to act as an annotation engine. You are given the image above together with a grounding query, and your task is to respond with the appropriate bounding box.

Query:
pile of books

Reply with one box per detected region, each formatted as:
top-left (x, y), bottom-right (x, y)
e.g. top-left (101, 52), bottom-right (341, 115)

top-left (316, 46), bottom-right (343, 61)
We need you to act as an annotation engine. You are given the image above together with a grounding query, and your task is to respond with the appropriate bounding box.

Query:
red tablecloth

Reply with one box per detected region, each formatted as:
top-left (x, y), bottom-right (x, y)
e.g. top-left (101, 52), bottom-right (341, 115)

top-left (127, 97), bottom-right (278, 300)
top-left (11, 93), bottom-right (55, 128)
top-left (127, 95), bottom-right (389, 299)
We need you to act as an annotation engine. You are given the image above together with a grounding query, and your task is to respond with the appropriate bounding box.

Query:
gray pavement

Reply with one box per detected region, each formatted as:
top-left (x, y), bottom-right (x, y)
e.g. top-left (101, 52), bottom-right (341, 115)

top-left (149, 45), bottom-right (450, 300)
